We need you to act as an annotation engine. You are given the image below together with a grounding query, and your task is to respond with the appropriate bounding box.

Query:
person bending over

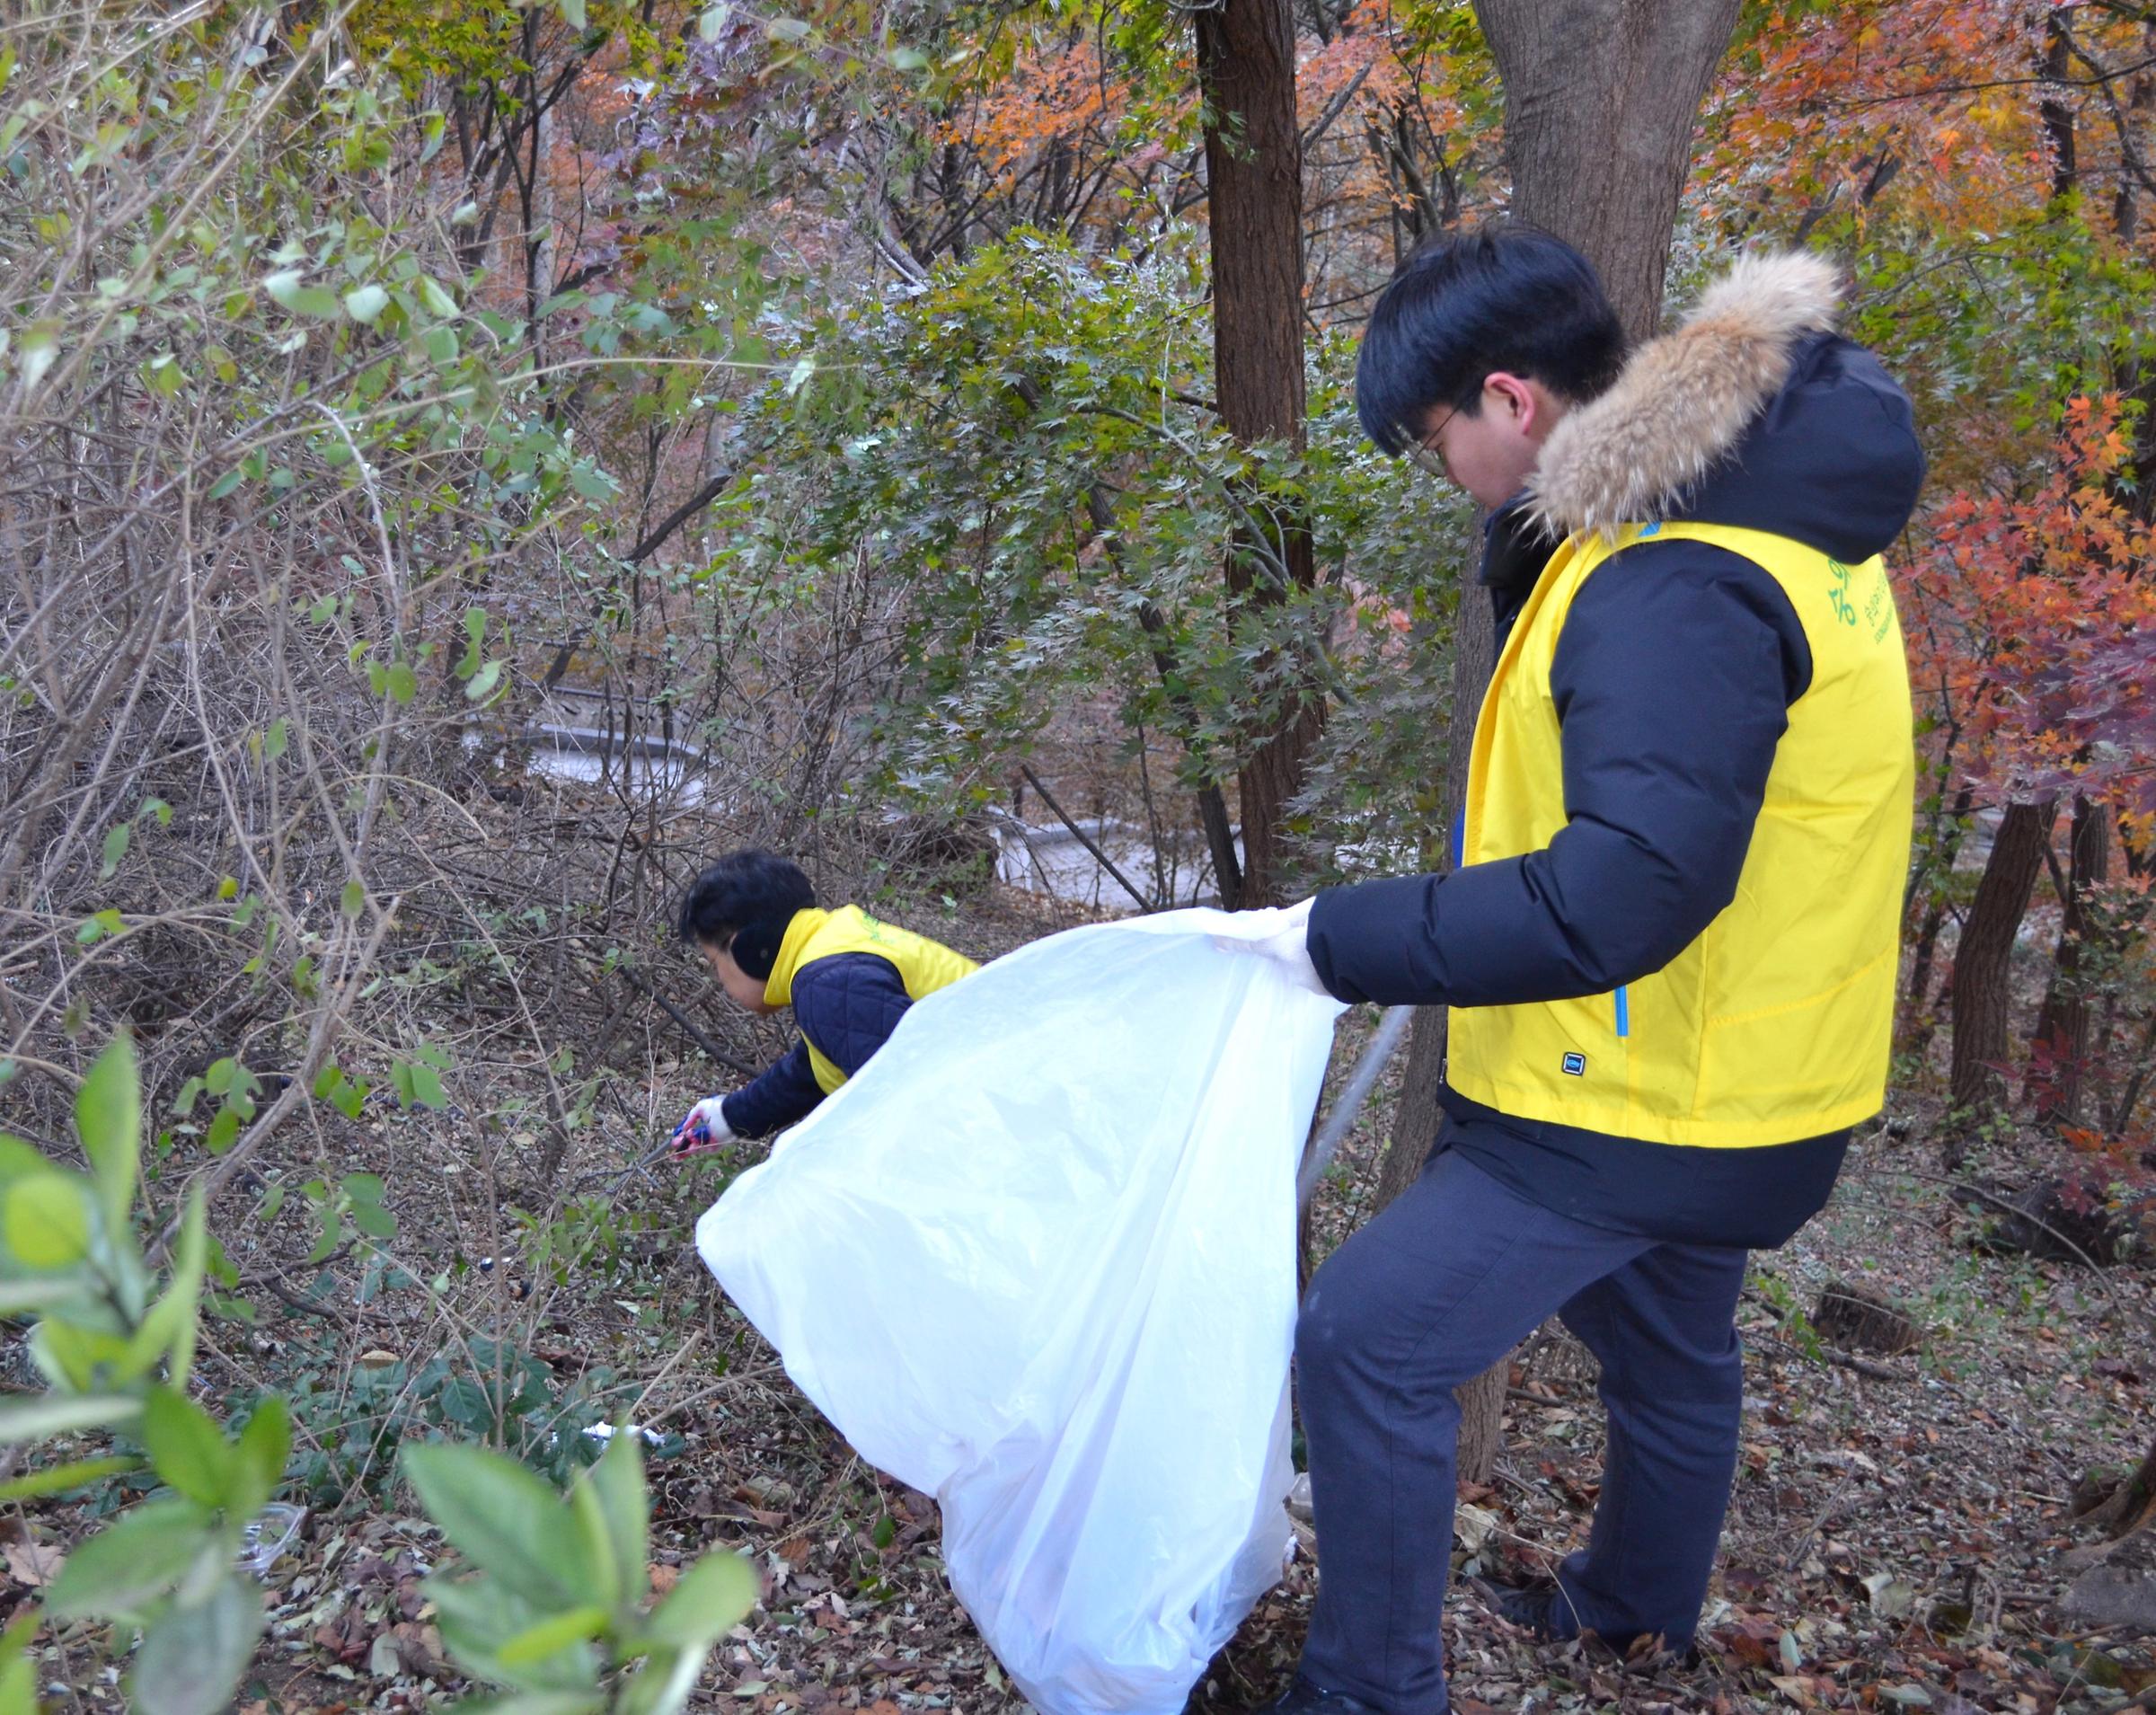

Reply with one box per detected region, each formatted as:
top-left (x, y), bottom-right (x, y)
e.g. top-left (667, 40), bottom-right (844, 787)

top-left (671, 849), bottom-right (977, 1153)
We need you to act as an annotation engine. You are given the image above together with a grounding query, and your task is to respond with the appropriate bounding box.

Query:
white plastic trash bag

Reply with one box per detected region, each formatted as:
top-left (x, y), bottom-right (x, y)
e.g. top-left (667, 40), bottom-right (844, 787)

top-left (696, 908), bottom-right (1345, 1715)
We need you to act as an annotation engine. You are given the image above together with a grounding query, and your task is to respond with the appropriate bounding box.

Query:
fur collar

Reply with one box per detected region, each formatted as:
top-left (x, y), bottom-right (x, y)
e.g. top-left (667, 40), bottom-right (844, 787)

top-left (1524, 252), bottom-right (1843, 540)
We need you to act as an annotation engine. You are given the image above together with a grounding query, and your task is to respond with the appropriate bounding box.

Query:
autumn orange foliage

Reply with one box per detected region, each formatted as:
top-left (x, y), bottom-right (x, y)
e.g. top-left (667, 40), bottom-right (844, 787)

top-left (1903, 393), bottom-right (2156, 821)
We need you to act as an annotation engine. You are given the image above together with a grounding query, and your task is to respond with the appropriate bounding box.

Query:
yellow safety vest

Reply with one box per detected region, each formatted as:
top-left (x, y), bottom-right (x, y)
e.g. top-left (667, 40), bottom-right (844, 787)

top-left (1448, 521), bottom-right (1913, 1147)
top-left (763, 906), bottom-right (979, 1095)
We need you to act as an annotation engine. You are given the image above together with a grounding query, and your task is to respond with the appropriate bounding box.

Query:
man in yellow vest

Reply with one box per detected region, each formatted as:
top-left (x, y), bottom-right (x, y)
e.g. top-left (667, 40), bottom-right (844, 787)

top-left (1247, 230), bottom-right (1922, 1715)
top-left (670, 850), bottom-right (977, 1153)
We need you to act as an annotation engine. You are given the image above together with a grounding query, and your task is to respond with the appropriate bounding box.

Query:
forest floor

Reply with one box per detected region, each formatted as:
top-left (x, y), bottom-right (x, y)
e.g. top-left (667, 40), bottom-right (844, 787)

top-left (10, 880), bottom-right (2153, 1715)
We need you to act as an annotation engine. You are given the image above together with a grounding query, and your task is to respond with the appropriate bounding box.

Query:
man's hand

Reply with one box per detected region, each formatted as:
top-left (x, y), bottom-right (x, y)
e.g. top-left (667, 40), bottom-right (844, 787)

top-left (1212, 897), bottom-right (1330, 996)
top-left (670, 1096), bottom-right (737, 1159)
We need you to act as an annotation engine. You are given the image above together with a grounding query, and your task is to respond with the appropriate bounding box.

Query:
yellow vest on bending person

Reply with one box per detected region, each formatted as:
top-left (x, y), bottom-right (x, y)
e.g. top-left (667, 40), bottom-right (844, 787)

top-left (762, 905), bottom-right (979, 1095)
top-left (1447, 521), bottom-right (1913, 1147)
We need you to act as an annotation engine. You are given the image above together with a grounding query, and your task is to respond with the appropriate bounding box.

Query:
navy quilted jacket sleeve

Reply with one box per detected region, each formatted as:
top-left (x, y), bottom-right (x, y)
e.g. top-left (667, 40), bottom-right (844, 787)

top-left (716, 953), bottom-right (914, 1141)
top-left (720, 1039), bottom-right (823, 1140)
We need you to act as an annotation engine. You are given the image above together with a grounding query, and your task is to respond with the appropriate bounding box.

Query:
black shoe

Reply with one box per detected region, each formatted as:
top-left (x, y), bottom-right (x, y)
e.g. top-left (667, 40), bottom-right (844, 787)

top-left (1472, 1578), bottom-right (1698, 1663)
top-left (1471, 1576), bottom-right (1580, 1642)
top-left (1253, 1674), bottom-right (1384, 1715)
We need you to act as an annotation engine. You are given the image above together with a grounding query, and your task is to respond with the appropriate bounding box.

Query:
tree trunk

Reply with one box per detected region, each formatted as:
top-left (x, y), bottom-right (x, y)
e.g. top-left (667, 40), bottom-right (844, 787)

top-left (2040, 6), bottom-right (2079, 201)
top-left (1948, 799), bottom-right (2059, 1143)
top-left (1473, 0), bottom-right (1745, 343)
top-left (2029, 793), bottom-right (2110, 1127)
top-left (1903, 783), bottom-right (1976, 1058)
top-left (1195, 0), bottom-right (1319, 908)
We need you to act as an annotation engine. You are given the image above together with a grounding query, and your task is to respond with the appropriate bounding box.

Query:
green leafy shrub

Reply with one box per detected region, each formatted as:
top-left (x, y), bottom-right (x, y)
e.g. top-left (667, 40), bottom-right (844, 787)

top-left (0, 1038), bottom-right (747, 1714)
top-left (406, 1432), bottom-right (757, 1714)
top-left (0, 1039), bottom-right (286, 1714)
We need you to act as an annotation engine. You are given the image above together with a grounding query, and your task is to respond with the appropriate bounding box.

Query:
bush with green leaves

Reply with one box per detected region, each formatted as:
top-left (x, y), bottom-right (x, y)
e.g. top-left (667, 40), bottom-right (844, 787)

top-left (695, 229), bottom-right (1473, 882)
top-left (405, 1432), bottom-right (757, 1715)
top-left (0, 1039), bottom-right (287, 1713)
top-left (274, 1333), bottom-right (641, 1507)
top-left (0, 1037), bottom-right (751, 1714)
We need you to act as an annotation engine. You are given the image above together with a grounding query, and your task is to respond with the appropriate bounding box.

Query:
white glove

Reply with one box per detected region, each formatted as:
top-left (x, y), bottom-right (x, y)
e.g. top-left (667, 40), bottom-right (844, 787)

top-left (670, 1095), bottom-right (736, 1157)
top-left (1211, 897), bottom-right (1330, 996)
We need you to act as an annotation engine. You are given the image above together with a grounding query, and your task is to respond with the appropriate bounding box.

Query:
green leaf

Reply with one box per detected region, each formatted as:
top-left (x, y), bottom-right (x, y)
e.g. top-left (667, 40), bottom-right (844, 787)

top-left (75, 907), bottom-right (125, 944)
top-left (130, 1572), bottom-right (263, 1715)
top-left (263, 717), bottom-right (288, 762)
top-left (17, 320), bottom-right (60, 393)
top-left (647, 1552), bottom-right (757, 1649)
top-left (4, 1174), bottom-right (89, 1269)
top-left (205, 1106), bottom-right (241, 1154)
top-left (449, 1698), bottom-right (605, 1715)
top-left (342, 1171), bottom-right (385, 1204)
top-left (0, 1609), bottom-right (42, 1715)
top-left (0, 1454), bottom-right (141, 1503)
top-left (385, 661), bottom-right (418, 703)
top-left (206, 468), bottom-right (244, 501)
top-left (697, 3), bottom-right (729, 40)
top-left (349, 1200), bottom-right (397, 1239)
top-left (343, 284), bottom-right (390, 324)
top-left (263, 270), bottom-right (340, 319)
top-left (229, 1395), bottom-right (289, 1520)
top-left (558, 0), bottom-right (587, 27)
top-left (398, 1060), bottom-right (446, 1109)
top-left (48, 1496), bottom-right (213, 1622)
top-left (402, 1444), bottom-right (586, 1610)
top-left (0, 1136), bottom-right (51, 1186)
top-left (581, 1428), bottom-right (647, 1612)
top-left (568, 464), bottom-right (616, 501)
top-left (101, 819), bottom-right (132, 877)
top-left (498, 1604), bottom-right (611, 1666)
top-left (429, 1572), bottom-right (601, 1693)
top-left (341, 878), bottom-right (366, 917)
top-left (76, 1035), bottom-right (140, 1238)
top-left (128, 1189), bottom-right (206, 1386)
top-left (464, 659), bottom-right (505, 702)
top-left (0, 1276), bottom-right (84, 1316)
top-left (142, 1383), bottom-right (233, 1509)
top-left (621, 1644), bottom-right (709, 1715)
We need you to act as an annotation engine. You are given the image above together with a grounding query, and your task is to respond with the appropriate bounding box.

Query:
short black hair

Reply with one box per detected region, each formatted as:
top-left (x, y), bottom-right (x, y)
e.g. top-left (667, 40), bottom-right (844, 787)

top-left (1356, 225), bottom-right (1627, 456)
top-left (676, 849), bottom-right (816, 957)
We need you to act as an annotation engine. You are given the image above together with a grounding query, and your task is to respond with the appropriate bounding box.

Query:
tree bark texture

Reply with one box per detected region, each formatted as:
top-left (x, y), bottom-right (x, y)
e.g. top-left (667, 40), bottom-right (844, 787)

top-left (2030, 794), bottom-right (2111, 1127)
top-left (1949, 799), bottom-right (2060, 1130)
top-left (1195, 0), bottom-right (1319, 907)
top-left (1473, 0), bottom-right (1745, 343)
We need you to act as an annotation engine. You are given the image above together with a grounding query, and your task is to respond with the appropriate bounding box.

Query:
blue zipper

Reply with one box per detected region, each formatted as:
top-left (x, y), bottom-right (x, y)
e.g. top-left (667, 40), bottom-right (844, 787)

top-left (1614, 985), bottom-right (1630, 1039)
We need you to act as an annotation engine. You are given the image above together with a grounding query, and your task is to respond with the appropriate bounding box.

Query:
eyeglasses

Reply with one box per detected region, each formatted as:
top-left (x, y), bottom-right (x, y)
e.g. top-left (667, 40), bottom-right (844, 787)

top-left (1401, 408), bottom-right (1455, 480)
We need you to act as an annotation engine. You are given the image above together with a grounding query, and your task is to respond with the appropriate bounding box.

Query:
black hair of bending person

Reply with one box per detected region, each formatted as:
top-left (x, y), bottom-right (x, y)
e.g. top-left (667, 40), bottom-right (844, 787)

top-left (676, 849), bottom-right (817, 949)
top-left (1355, 224), bottom-right (1628, 457)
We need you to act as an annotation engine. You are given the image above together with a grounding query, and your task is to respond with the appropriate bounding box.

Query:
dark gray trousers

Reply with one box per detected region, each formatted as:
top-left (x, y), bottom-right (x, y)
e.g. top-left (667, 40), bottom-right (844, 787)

top-left (1294, 1148), bottom-right (1747, 1713)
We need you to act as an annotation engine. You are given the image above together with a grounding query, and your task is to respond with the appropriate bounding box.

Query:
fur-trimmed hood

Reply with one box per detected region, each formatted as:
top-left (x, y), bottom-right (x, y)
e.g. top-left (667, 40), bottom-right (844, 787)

top-left (1524, 252), bottom-right (1925, 561)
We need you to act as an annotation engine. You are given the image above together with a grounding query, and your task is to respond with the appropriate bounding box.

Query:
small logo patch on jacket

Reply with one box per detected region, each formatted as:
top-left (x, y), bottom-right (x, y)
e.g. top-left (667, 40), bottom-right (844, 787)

top-left (1560, 1052), bottom-right (1587, 1077)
